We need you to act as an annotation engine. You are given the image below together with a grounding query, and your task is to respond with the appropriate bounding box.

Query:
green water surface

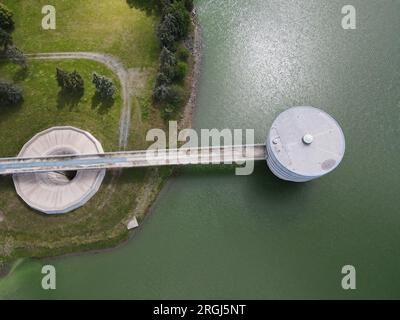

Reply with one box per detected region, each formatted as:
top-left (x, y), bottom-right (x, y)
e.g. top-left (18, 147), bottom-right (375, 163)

top-left (1, 0), bottom-right (400, 299)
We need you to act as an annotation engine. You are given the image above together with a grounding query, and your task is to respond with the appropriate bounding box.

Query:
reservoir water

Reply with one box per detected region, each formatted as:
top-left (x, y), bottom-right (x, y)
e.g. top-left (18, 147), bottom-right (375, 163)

top-left (1, 0), bottom-right (400, 298)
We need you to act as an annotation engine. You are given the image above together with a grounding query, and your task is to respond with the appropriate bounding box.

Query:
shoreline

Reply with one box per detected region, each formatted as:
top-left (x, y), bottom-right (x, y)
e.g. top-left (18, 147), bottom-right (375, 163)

top-left (180, 12), bottom-right (203, 130)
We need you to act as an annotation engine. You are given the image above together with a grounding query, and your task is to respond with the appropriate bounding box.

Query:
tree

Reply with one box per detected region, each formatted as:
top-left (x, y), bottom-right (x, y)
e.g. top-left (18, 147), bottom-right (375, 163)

top-left (152, 1), bottom-right (192, 111)
top-left (0, 3), bottom-right (14, 32)
top-left (157, 15), bottom-right (178, 50)
top-left (0, 28), bottom-right (12, 50)
top-left (68, 71), bottom-right (84, 92)
top-left (55, 68), bottom-right (84, 92)
top-left (0, 80), bottom-right (23, 106)
top-left (166, 1), bottom-right (191, 39)
top-left (56, 67), bottom-right (69, 88)
top-left (5, 46), bottom-right (27, 69)
top-left (160, 46), bottom-right (176, 66)
top-left (183, 0), bottom-right (194, 12)
top-left (92, 72), bottom-right (116, 98)
top-left (155, 72), bottom-right (170, 87)
top-left (153, 84), bottom-right (170, 102)
top-left (159, 46), bottom-right (176, 79)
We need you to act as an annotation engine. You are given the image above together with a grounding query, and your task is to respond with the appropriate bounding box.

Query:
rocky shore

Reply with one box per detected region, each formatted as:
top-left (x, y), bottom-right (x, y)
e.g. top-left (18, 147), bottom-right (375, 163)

top-left (180, 11), bottom-right (203, 130)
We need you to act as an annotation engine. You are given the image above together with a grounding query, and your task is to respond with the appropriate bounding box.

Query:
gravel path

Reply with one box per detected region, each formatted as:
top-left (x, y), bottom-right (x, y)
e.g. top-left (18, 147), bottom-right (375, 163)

top-left (26, 52), bottom-right (132, 149)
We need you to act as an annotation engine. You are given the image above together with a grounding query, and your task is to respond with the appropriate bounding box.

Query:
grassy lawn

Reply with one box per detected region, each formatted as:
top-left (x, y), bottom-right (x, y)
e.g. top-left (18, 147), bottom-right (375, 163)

top-left (0, 60), bottom-right (122, 155)
top-left (0, 1), bottom-right (171, 261)
top-left (3, 0), bottom-right (160, 68)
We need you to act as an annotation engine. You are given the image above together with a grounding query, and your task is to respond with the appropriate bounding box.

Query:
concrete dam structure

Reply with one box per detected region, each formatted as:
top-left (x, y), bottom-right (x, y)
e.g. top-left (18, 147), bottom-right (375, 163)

top-left (12, 127), bottom-right (106, 214)
top-left (0, 107), bottom-right (345, 214)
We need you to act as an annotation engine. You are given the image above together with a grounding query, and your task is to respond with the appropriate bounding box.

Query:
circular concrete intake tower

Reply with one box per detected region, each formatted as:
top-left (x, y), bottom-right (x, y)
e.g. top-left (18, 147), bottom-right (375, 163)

top-left (267, 106), bottom-right (345, 182)
top-left (13, 127), bottom-right (106, 214)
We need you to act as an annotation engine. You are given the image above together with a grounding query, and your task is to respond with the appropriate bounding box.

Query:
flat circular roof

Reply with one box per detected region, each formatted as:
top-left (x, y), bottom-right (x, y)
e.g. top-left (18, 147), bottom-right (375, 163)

top-left (13, 127), bottom-right (105, 214)
top-left (268, 106), bottom-right (345, 178)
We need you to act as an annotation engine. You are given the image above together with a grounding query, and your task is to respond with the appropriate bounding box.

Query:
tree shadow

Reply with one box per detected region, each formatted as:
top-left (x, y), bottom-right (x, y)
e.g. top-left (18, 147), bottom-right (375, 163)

top-left (91, 92), bottom-right (115, 114)
top-left (57, 89), bottom-right (84, 110)
top-left (13, 67), bottom-right (29, 82)
top-left (0, 52), bottom-right (8, 67)
top-left (126, 0), bottom-right (160, 15)
top-left (0, 97), bottom-right (23, 124)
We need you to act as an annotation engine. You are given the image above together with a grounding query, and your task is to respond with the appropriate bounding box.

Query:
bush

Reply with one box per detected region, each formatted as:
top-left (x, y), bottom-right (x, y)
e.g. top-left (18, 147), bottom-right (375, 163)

top-left (0, 80), bottom-right (23, 106)
top-left (56, 68), bottom-right (84, 92)
top-left (92, 72), bottom-right (116, 98)
top-left (0, 3), bottom-right (14, 31)
top-left (161, 103), bottom-right (176, 120)
top-left (176, 45), bottom-right (190, 61)
top-left (174, 61), bottom-right (188, 82)
top-left (5, 46), bottom-right (27, 69)
top-left (167, 84), bottom-right (185, 107)
top-left (0, 28), bottom-right (12, 50)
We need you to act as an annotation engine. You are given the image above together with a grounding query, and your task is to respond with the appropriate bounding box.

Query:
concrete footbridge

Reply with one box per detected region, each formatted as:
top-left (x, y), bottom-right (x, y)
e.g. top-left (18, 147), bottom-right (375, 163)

top-left (1, 107), bottom-right (345, 214)
top-left (0, 144), bottom-right (267, 175)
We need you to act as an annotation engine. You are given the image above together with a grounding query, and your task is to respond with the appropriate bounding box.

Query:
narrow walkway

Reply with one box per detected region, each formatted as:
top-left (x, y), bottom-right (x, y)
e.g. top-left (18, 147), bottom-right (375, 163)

top-left (0, 145), bottom-right (267, 175)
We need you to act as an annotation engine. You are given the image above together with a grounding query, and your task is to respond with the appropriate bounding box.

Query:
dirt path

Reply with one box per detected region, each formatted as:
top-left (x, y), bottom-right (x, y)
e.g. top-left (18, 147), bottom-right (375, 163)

top-left (26, 52), bottom-right (131, 149)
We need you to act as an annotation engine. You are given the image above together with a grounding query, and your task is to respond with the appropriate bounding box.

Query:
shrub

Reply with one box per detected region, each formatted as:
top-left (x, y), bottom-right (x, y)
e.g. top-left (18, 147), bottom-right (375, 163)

top-left (0, 80), bottom-right (23, 106)
top-left (162, 103), bottom-right (175, 120)
top-left (55, 68), bottom-right (84, 92)
top-left (176, 45), bottom-right (190, 61)
top-left (92, 72), bottom-right (116, 98)
top-left (0, 27), bottom-right (12, 50)
top-left (0, 3), bottom-right (14, 31)
top-left (5, 46), bottom-right (27, 69)
top-left (174, 61), bottom-right (188, 82)
top-left (167, 84), bottom-right (185, 107)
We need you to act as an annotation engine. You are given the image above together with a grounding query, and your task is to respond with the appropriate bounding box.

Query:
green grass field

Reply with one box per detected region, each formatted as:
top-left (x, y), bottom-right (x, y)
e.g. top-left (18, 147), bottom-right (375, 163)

top-left (3, 0), bottom-right (160, 68)
top-left (0, 1), bottom-right (171, 262)
top-left (0, 60), bottom-right (122, 155)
